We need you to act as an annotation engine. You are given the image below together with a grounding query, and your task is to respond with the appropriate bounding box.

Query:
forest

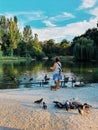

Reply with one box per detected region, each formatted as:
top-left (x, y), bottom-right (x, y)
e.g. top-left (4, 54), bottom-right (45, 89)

top-left (0, 16), bottom-right (98, 61)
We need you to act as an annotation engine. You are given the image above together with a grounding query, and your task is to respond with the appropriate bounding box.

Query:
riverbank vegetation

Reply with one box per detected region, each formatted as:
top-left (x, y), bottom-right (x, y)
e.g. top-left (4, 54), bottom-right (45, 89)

top-left (0, 16), bottom-right (98, 62)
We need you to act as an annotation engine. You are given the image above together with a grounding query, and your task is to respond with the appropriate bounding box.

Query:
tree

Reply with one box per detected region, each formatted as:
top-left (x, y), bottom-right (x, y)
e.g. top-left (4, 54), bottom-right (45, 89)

top-left (59, 39), bottom-right (70, 55)
top-left (32, 33), bottom-right (44, 59)
top-left (23, 25), bottom-right (33, 43)
top-left (73, 37), bottom-right (95, 61)
top-left (42, 39), bottom-right (56, 59)
top-left (22, 25), bottom-right (33, 57)
top-left (7, 17), bottom-right (21, 56)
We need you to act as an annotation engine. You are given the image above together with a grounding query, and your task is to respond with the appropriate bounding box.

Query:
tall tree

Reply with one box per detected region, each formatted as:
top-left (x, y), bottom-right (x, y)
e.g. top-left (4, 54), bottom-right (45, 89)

top-left (32, 33), bottom-right (44, 59)
top-left (23, 25), bottom-right (33, 42)
top-left (7, 17), bottom-right (21, 56)
top-left (73, 37), bottom-right (95, 61)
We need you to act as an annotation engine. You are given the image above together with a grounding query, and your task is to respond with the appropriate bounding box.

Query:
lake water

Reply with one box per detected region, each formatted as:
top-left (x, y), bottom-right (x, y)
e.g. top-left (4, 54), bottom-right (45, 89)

top-left (0, 60), bottom-right (98, 89)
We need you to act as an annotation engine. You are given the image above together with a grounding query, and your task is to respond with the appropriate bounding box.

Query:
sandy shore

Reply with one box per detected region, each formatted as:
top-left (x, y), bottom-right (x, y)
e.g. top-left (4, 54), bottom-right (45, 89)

top-left (0, 84), bottom-right (98, 130)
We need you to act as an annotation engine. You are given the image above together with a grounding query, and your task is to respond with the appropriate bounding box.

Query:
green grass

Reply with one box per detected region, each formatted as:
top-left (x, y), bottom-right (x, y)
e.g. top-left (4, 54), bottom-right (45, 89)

top-left (0, 56), bottom-right (28, 62)
top-left (52, 56), bottom-right (74, 62)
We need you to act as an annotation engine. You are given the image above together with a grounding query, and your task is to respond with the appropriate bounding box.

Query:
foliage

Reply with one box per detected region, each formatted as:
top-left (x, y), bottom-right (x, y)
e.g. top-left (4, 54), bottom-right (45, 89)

top-left (0, 15), bottom-right (98, 61)
top-left (0, 16), bottom-right (21, 56)
top-left (73, 37), bottom-right (95, 61)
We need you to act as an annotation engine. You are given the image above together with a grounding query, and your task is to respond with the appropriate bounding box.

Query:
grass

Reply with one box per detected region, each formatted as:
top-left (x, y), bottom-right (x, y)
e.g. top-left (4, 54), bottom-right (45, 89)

top-left (0, 56), bottom-right (29, 62)
top-left (52, 56), bottom-right (74, 62)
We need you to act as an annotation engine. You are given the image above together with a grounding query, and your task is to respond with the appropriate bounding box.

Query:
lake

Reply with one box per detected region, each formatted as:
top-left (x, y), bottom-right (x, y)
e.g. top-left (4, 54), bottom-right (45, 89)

top-left (0, 60), bottom-right (98, 89)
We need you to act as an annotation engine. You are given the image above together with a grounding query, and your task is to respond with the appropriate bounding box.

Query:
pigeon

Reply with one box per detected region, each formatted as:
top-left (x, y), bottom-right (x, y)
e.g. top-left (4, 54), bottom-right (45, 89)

top-left (83, 103), bottom-right (92, 113)
top-left (53, 101), bottom-right (60, 104)
top-left (34, 98), bottom-right (43, 104)
top-left (72, 101), bottom-right (83, 108)
top-left (42, 102), bottom-right (47, 109)
top-left (55, 102), bottom-right (64, 108)
top-left (78, 105), bottom-right (84, 115)
top-left (53, 101), bottom-right (64, 108)
top-left (64, 100), bottom-right (71, 111)
top-left (83, 103), bottom-right (92, 108)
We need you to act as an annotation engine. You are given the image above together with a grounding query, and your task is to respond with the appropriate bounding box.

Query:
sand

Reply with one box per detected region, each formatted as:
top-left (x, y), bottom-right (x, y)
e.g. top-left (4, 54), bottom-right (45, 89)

top-left (0, 83), bottom-right (98, 130)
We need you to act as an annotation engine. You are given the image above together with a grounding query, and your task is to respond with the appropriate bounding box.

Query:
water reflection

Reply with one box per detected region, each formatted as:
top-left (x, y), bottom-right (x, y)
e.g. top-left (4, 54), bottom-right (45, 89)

top-left (0, 60), bottom-right (98, 89)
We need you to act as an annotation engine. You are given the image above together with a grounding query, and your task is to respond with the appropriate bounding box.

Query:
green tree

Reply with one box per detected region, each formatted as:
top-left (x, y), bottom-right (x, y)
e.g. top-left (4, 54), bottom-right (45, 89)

top-left (7, 17), bottom-right (21, 56)
top-left (32, 34), bottom-right (44, 59)
top-left (59, 39), bottom-right (70, 55)
top-left (42, 39), bottom-right (56, 59)
top-left (73, 37), bottom-right (95, 61)
top-left (23, 25), bottom-right (33, 43)
top-left (22, 25), bottom-right (33, 57)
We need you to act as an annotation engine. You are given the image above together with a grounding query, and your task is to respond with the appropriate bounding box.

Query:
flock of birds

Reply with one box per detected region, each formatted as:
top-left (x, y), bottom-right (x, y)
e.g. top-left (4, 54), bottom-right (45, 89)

top-left (8, 75), bottom-right (34, 84)
top-left (61, 75), bottom-right (86, 87)
top-left (7, 74), bottom-right (86, 88)
top-left (34, 98), bottom-right (92, 116)
top-left (7, 74), bottom-right (91, 116)
top-left (34, 98), bottom-right (47, 109)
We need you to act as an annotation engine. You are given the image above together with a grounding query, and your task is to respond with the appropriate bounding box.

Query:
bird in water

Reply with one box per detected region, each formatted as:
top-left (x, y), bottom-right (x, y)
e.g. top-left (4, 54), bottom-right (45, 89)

top-left (42, 102), bottom-right (47, 109)
top-left (34, 98), bottom-right (43, 104)
top-left (29, 77), bottom-right (33, 82)
top-left (44, 74), bottom-right (50, 81)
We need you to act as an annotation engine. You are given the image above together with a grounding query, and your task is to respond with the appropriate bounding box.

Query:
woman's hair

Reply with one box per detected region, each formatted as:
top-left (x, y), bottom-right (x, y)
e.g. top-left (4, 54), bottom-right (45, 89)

top-left (55, 57), bottom-right (60, 62)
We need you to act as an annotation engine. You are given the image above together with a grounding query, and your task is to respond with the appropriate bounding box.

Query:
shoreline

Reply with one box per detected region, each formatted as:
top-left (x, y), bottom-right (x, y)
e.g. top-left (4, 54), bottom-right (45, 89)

top-left (0, 84), bottom-right (98, 130)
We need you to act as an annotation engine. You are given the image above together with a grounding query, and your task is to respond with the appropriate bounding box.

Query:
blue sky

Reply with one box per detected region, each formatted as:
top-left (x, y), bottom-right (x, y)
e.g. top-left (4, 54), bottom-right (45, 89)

top-left (0, 0), bottom-right (98, 42)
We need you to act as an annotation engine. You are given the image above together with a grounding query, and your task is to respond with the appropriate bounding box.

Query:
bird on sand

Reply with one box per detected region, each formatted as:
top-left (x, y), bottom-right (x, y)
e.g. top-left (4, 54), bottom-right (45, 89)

top-left (64, 100), bottom-right (71, 111)
top-left (53, 101), bottom-right (60, 104)
top-left (83, 103), bottom-right (92, 113)
top-left (78, 105), bottom-right (84, 115)
top-left (34, 98), bottom-right (43, 104)
top-left (72, 101), bottom-right (83, 108)
top-left (56, 102), bottom-right (64, 108)
top-left (53, 101), bottom-right (64, 108)
top-left (83, 103), bottom-right (92, 108)
top-left (42, 102), bottom-right (47, 109)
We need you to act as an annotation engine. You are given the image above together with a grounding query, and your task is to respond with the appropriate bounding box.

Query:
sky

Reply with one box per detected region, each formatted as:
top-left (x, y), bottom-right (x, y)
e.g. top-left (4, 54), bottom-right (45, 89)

top-left (0, 0), bottom-right (98, 42)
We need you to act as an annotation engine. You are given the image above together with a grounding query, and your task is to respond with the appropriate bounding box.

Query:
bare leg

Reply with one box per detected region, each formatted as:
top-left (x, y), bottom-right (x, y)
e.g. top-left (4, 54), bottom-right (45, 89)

top-left (55, 80), bottom-right (60, 88)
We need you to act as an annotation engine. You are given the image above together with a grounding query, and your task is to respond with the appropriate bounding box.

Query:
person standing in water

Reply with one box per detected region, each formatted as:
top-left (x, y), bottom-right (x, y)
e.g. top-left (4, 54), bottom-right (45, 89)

top-left (50, 57), bottom-right (62, 89)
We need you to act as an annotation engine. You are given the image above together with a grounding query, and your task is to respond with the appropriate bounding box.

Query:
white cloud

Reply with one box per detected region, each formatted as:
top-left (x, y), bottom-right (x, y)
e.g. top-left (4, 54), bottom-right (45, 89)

top-left (0, 11), bottom-right (47, 22)
top-left (43, 20), bottom-right (56, 27)
top-left (32, 17), bottom-right (97, 42)
top-left (63, 12), bottom-right (75, 18)
top-left (0, 11), bottom-right (97, 42)
top-left (42, 12), bottom-right (75, 27)
top-left (79, 0), bottom-right (97, 9)
top-left (49, 12), bottom-right (75, 22)
top-left (89, 7), bottom-right (98, 17)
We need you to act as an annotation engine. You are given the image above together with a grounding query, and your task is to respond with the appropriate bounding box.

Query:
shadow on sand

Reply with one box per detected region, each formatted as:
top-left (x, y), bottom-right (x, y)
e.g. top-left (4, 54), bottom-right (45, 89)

top-left (0, 126), bottom-right (20, 130)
